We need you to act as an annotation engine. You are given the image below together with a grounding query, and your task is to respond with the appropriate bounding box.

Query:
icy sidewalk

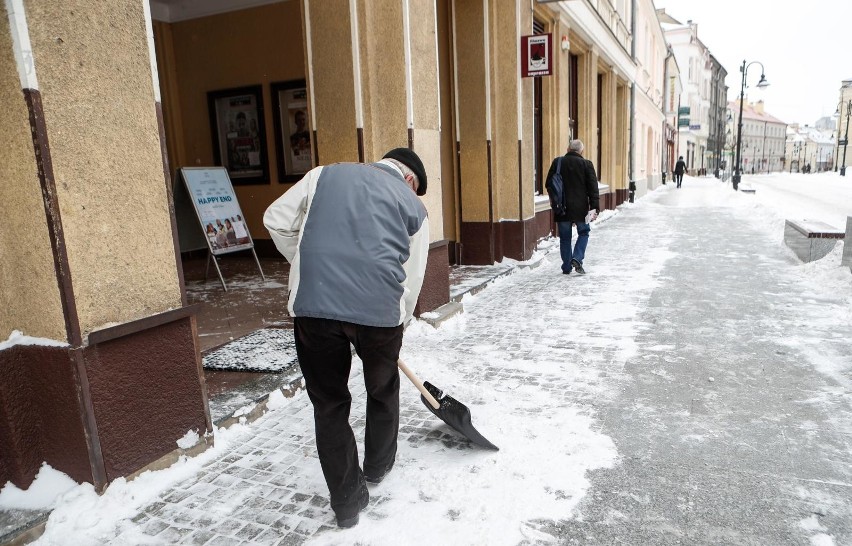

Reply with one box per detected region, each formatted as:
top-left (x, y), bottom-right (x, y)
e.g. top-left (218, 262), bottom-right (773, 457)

top-left (26, 179), bottom-right (852, 545)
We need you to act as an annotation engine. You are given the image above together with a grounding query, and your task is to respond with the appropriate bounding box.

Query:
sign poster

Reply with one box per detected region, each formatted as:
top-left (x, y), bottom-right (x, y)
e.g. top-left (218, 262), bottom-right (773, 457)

top-left (278, 87), bottom-right (312, 175)
top-left (521, 33), bottom-right (552, 77)
top-left (180, 167), bottom-right (254, 256)
top-left (208, 87), bottom-right (268, 183)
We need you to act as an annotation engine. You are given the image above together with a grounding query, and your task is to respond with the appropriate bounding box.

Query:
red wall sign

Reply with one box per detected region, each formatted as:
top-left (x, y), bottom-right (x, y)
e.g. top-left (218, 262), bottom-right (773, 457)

top-left (521, 33), bottom-right (552, 78)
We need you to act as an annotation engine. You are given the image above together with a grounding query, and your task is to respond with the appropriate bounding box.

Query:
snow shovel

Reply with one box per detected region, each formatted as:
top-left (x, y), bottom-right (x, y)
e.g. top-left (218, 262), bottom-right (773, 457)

top-left (397, 359), bottom-right (499, 450)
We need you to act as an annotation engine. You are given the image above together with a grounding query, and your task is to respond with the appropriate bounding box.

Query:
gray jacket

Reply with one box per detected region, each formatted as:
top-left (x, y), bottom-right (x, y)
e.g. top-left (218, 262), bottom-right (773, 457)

top-left (263, 160), bottom-right (430, 327)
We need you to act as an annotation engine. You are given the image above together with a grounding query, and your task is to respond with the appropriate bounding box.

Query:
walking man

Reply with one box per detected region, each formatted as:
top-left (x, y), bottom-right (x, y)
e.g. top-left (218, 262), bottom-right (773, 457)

top-left (545, 139), bottom-right (599, 275)
top-left (674, 155), bottom-right (686, 188)
top-left (263, 148), bottom-right (430, 528)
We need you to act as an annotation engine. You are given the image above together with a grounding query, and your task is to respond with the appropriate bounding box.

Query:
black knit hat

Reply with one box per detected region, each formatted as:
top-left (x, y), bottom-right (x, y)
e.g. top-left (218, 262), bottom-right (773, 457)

top-left (383, 148), bottom-right (427, 196)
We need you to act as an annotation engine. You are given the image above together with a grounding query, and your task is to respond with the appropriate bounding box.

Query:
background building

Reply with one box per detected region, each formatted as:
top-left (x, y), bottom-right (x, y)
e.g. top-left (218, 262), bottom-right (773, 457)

top-left (632, 0), bottom-right (668, 198)
top-left (663, 19), bottom-right (714, 175)
top-left (835, 78), bottom-right (852, 173)
top-left (729, 100), bottom-right (787, 174)
top-left (708, 54), bottom-right (728, 175)
top-left (787, 124), bottom-right (835, 173)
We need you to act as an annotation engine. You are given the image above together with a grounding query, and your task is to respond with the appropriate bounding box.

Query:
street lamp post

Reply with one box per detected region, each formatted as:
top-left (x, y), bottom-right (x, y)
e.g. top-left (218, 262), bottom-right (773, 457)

top-left (733, 60), bottom-right (769, 190)
top-left (835, 99), bottom-right (851, 176)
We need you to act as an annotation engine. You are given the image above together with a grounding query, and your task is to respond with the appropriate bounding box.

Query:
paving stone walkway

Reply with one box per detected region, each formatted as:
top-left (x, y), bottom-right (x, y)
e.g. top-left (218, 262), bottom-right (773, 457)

top-left (36, 180), bottom-right (852, 545)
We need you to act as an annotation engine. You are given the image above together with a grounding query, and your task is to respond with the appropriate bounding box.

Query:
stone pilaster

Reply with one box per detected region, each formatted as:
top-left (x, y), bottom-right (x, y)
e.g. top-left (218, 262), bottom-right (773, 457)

top-left (0, 0), bottom-right (210, 490)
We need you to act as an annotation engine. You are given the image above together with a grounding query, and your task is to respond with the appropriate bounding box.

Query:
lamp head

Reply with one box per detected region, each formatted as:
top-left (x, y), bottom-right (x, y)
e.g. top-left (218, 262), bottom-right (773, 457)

top-left (756, 75), bottom-right (769, 89)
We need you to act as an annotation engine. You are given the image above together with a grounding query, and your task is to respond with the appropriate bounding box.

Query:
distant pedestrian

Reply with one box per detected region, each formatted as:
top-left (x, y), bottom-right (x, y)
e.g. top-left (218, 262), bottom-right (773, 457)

top-left (263, 148), bottom-right (430, 528)
top-left (674, 156), bottom-right (686, 188)
top-left (545, 139), bottom-right (599, 275)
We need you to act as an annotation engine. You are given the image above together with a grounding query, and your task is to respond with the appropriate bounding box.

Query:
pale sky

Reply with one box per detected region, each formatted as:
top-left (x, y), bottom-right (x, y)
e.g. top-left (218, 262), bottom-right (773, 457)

top-left (655, 0), bottom-right (851, 127)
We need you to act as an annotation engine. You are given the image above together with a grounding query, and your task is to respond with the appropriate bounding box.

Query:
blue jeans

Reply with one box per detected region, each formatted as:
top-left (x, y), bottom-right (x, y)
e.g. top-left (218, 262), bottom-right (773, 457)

top-left (557, 221), bottom-right (590, 272)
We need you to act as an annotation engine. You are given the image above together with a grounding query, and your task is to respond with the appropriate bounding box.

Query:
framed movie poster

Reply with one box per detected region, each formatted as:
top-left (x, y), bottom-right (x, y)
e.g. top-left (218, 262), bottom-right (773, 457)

top-left (272, 80), bottom-right (312, 182)
top-left (207, 85), bottom-right (269, 185)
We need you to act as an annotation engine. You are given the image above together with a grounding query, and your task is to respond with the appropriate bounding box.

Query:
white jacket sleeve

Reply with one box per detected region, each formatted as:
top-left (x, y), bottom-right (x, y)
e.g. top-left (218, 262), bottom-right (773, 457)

top-left (262, 167), bottom-right (321, 262)
top-left (401, 215), bottom-right (430, 325)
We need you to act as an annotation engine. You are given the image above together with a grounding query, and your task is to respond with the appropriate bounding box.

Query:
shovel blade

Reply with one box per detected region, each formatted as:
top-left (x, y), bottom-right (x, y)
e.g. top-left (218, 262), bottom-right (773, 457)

top-left (421, 381), bottom-right (499, 450)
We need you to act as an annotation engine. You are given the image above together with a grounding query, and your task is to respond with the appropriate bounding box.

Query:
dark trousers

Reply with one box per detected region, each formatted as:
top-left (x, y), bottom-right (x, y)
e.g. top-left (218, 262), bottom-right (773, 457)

top-left (293, 316), bottom-right (403, 514)
top-left (675, 172), bottom-right (684, 187)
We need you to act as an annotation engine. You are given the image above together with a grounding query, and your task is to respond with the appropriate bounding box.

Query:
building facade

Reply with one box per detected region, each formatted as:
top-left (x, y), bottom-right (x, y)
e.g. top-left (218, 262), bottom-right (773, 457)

top-left (661, 47), bottom-right (682, 177)
top-left (707, 54), bottom-right (728, 175)
top-left (787, 125), bottom-right (835, 173)
top-left (835, 78), bottom-right (852, 173)
top-left (2, 0), bottom-right (640, 490)
top-left (632, 0), bottom-right (667, 199)
top-left (663, 19), bottom-right (712, 175)
top-left (729, 100), bottom-right (787, 174)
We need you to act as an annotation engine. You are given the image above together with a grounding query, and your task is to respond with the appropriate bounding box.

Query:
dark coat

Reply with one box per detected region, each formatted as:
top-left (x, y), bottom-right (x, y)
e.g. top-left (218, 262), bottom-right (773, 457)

top-left (545, 151), bottom-right (600, 223)
top-left (674, 160), bottom-right (686, 174)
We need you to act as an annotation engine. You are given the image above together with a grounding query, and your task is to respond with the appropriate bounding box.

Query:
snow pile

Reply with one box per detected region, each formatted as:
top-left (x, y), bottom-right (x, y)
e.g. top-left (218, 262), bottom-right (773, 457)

top-left (0, 464), bottom-right (78, 510)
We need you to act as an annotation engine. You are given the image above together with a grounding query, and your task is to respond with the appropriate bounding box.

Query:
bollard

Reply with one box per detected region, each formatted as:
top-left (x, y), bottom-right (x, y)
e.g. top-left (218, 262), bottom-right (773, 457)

top-left (628, 180), bottom-right (636, 203)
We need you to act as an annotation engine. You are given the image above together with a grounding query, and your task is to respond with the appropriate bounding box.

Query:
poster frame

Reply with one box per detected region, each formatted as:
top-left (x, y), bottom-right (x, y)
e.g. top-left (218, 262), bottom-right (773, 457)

top-left (271, 79), bottom-right (313, 183)
top-left (207, 85), bottom-right (270, 185)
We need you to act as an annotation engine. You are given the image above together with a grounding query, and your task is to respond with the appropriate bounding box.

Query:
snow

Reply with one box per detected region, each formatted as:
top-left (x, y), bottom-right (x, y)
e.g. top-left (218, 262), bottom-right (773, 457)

top-left (31, 423), bottom-right (259, 545)
top-left (742, 171), bottom-right (852, 230)
top-left (0, 331), bottom-right (67, 352)
top-left (175, 429), bottom-right (200, 450)
top-left (0, 464), bottom-right (78, 510)
top-left (10, 171), bottom-right (852, 544)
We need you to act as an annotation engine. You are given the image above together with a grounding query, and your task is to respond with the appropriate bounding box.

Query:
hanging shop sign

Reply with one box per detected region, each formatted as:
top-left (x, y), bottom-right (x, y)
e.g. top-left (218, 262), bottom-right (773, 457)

top-left (521, 33), bottom-right (552, 77)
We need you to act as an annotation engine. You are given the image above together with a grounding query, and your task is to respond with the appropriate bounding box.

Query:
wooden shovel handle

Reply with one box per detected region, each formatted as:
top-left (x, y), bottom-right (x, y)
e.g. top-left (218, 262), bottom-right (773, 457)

top-left (397, 359), bottom-right (440, 409)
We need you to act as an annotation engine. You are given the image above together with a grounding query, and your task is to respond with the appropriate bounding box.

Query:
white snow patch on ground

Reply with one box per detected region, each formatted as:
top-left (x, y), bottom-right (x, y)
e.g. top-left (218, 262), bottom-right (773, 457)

top-left (176, 429), bottom-right (200, 450)
top-left (0, 331), bottom-right (68, 352)
top-left (0, 464), bottom-right (78, 510)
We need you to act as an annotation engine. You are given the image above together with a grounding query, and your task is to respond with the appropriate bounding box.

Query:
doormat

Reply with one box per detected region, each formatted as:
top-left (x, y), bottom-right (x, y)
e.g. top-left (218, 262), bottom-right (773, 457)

top-left (202, 328), bottom-right (298, 373)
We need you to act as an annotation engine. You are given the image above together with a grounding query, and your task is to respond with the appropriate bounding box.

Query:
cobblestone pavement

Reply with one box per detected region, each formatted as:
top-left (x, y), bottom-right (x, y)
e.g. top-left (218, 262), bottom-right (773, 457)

top-left (56, 180), bottom-right (851, 545)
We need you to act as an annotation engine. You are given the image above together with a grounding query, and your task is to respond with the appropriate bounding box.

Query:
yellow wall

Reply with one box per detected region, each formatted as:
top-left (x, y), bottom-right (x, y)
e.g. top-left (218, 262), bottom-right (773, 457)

top-left (308, 0), bottom-right (359, 165)
top-left (358, 0), bottom-right (408, 161)
top-left (0, 7), bottom-right (66, 342)
top-left (161, 2), bottom-right (306, 240)
top-left (26, 0), bottom-right (181, 335)
top-left (455, 0), bottom-right (490, 223)
top-left (489, 1), bottom-right (521, 222)
top-left (437, 0), bottom-right (458, 242)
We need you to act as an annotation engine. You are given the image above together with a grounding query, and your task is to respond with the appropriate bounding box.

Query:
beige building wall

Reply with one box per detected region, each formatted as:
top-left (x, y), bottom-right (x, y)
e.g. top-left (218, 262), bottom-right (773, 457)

top-left (25, 0), bottom-right (180, 335)
top-left (454, 0), bottom-right (490, 223)
top-left (836, 80), bottom-right (852, 171)
top-left (537, 0), bottom-right (634, 208)
top-left (0, 7), bottom-right (66, 342)
top-left (632, 0), bottom-right (666, 197)
top-left (489, 0), bottom-right (532, 222)
top-left (304, 0), bottom-right (443, 241)
top-left (358, 0), bottom-right (407, 161)
top-left (2, 0), bottom-right (212, 494)
top-left (437, 0), bottom-right (459, 245)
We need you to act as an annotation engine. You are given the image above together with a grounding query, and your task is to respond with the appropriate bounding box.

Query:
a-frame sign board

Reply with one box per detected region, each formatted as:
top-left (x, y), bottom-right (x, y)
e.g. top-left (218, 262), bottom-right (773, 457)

top-left (179, 167), bottom-right (265, 291)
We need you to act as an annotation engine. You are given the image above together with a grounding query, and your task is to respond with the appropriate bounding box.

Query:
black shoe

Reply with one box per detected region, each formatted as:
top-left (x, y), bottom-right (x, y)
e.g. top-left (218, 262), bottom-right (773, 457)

top-left (562, 268), bottom-right (571, 275)
top-left (335, 485), bottom-right (369, 528)
top-left (364, 460), bottom-right (395, 484)
top-left (571, 259), bottom-right (586, 275)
